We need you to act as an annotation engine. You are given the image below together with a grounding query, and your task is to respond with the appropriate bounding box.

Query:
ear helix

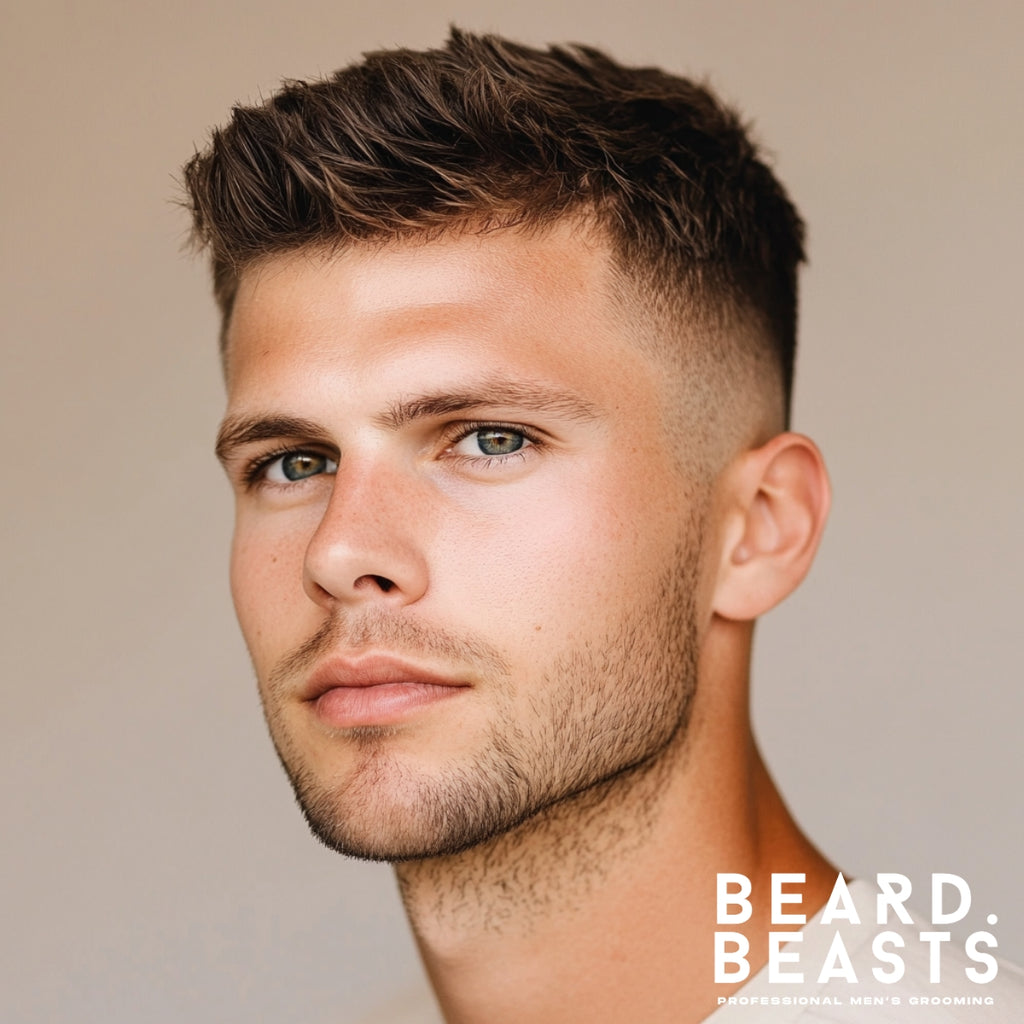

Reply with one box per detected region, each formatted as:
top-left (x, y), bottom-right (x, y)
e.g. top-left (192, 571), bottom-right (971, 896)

top-left (712, 434), bottom-right (830, 621)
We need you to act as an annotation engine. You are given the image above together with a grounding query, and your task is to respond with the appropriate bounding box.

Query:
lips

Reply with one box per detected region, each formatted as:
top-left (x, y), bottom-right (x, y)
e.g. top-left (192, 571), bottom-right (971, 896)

top-left (302, 653), bottom-right (469, 728)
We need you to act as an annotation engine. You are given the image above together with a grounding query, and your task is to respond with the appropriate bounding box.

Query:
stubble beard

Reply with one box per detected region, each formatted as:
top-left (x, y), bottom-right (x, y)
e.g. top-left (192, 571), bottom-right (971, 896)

top-left (258, 542), bottom-right (700, 864)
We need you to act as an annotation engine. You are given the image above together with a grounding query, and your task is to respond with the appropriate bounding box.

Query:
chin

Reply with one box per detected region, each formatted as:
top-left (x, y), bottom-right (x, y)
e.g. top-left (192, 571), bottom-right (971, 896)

top-left (279, 745), bottom-right (535, 862)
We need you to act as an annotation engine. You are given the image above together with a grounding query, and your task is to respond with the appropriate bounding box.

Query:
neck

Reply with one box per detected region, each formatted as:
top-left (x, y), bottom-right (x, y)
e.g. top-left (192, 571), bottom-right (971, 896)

top-left (395, 621), bottom-right (835, 1024)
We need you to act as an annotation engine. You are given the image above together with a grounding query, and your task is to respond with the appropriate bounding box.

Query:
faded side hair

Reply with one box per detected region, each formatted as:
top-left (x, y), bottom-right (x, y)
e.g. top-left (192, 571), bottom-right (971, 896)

top-left (182, 27), bottom-right (805, 418)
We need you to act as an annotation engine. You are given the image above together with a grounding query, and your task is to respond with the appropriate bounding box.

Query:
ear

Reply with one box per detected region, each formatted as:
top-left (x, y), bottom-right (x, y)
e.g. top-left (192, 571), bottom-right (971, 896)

top-left (712, 433), bottom-right (831, 621)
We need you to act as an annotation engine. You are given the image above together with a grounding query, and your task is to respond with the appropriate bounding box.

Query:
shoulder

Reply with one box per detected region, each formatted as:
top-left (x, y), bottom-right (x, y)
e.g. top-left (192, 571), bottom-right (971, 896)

top-left (351, 980), bottom-right (444, 1024)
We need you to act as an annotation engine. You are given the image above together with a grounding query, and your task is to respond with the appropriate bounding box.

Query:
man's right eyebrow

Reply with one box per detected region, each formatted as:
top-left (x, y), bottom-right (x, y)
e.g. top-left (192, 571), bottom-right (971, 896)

top-left (215, 415), bottom-right (332, 465)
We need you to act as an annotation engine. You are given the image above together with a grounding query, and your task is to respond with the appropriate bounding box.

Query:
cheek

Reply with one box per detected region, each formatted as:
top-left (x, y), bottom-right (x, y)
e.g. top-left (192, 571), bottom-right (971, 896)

top-left (229, 513), bottom-right (318, 666)
top-left (434, 459), bottom-right (682, 641)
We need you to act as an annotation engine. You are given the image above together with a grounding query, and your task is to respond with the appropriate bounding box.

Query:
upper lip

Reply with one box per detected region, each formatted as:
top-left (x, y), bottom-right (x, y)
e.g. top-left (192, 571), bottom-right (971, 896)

top-left (301, 653), bottom-right (467, 701)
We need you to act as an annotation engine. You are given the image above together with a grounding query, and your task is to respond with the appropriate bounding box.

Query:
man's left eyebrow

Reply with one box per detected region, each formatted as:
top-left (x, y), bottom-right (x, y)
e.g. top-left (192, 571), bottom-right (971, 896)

top-left (378, 381), bottom-right (600, 430)
top-left (215, 414), bottom-right (331, 464)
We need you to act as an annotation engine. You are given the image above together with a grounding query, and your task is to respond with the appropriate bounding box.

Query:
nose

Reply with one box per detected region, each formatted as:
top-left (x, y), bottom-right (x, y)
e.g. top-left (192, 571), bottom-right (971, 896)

top-left (302, 457), bottom-right (430, 610)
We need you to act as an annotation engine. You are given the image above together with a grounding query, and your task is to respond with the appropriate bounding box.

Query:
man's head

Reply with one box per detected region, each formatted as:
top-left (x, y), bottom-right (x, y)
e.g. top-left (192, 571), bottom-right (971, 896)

top-left (188, 30), bottom-right (827, 863)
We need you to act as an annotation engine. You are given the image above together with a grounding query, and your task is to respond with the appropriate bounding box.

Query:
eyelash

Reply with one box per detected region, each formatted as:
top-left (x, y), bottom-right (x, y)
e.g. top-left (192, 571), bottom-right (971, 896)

top-left (443, 420), bottom-right (542, 466)
top-left (240, 421), bottom-right (542, 489)
top-left (241, 446), bottom-right (337, 488)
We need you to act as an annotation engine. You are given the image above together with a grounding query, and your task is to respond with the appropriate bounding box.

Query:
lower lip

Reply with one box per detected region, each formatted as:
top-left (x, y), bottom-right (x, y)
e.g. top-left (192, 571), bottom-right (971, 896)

top-left (312, 682), bottom-right (465, 728)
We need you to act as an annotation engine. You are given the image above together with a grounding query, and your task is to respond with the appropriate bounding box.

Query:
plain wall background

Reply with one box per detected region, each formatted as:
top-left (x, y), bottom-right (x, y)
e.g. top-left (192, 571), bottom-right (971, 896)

top-left (2, 2), bottom-right (1021, 1021)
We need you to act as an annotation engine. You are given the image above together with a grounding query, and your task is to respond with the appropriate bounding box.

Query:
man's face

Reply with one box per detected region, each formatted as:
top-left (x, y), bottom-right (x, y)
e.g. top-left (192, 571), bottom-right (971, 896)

top-left (218, 222), bottom-right (712, 861)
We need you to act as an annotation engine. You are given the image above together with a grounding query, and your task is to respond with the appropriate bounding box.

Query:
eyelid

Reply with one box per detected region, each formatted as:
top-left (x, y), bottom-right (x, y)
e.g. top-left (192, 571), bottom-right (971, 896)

top-left (444, 419), bottom-right (542, 448)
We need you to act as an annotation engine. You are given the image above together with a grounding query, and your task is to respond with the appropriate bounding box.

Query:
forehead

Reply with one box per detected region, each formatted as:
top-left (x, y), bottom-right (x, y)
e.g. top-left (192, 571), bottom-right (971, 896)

top-left (224, 222), bottom-right (665, 410)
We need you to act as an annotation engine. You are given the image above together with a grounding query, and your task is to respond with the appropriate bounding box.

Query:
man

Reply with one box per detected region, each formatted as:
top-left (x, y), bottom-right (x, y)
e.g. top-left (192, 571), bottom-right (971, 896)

top-left (184, 28), bottom-right (1022, 1023)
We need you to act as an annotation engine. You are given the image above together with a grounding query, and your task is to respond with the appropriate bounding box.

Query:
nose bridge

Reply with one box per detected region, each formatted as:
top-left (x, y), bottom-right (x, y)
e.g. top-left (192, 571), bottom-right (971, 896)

top-left (303, 449), bottom-right (429, 607)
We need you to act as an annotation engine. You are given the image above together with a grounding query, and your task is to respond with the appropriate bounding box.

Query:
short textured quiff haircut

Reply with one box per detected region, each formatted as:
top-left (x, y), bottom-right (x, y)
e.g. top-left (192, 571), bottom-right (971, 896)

top-left (183, 28), bottom-right (805, 420)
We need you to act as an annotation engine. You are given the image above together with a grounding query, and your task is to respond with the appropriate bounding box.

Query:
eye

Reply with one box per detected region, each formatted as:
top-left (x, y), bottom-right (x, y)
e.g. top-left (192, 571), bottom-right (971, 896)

top-left (450, 426), bottom-right (534, 458)
top-left (262, 450), bottom-right (338, 483)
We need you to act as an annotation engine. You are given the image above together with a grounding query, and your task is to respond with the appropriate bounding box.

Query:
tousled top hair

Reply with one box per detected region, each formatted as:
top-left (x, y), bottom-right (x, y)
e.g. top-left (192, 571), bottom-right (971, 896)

top-left (183, 28), bottom-right (805, 418)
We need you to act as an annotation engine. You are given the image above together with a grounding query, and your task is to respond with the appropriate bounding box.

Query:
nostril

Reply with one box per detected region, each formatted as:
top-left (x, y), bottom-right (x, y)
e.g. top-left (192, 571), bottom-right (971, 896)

top-left (355, 574), bottom-right (395, 593)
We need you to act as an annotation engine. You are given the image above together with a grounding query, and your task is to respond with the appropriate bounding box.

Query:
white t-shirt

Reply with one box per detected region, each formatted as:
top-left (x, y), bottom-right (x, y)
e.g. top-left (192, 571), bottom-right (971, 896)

top-left (353, 984), bottom-right (444, 1024)
top-left (706, 879), bottom-right (1024, 1022)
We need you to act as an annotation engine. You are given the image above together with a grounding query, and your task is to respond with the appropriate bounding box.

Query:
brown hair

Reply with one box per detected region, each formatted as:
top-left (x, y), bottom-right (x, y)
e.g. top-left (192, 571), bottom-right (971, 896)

top-left (183, 28), bottom-right (805, 416)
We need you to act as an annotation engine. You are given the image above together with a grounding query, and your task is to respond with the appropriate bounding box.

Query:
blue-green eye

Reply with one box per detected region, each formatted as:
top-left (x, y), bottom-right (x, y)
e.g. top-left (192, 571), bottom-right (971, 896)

top-left (452, 427), bottom-right (532, 458)
top-left (265, 451), bottom-right (338, 483)
top-left (476, 428), bottom-right (527, 455)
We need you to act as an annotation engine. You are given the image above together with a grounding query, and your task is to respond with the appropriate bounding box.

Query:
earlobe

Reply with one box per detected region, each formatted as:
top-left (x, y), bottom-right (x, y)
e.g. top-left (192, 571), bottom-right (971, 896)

top-left (712, 433), bottom-right (831, 621)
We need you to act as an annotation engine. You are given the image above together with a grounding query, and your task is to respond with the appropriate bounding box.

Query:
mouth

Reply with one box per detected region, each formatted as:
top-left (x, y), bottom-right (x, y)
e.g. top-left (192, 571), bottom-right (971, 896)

top-left (302, 653), bottom-right (470, 728)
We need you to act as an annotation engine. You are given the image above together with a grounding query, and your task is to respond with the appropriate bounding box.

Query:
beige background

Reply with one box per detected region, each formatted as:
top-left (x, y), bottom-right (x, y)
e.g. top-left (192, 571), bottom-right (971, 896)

top-left (3, 1), bottom-right (1021, 1021)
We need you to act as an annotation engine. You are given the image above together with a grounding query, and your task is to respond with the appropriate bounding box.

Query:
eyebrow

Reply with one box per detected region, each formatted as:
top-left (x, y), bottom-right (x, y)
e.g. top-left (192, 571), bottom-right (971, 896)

top-left (215, 415), bottom-right (333, 465)
top-left (378, 380), bottom-right (600, 430)
top-left (216, 380), bottom-right (600, 463)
